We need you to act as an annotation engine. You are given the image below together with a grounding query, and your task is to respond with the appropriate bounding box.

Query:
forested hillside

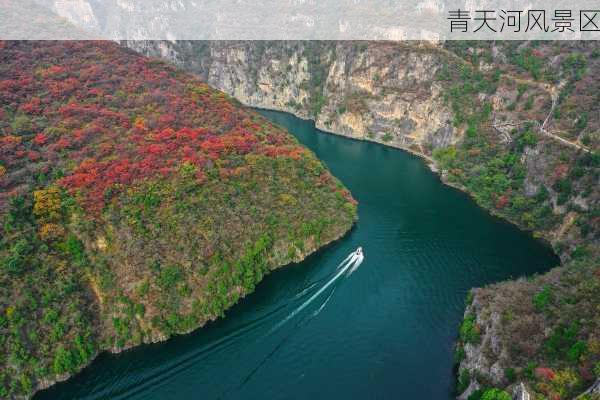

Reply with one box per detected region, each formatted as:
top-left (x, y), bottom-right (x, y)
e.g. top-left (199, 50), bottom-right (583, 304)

top-left (0, 41), bottom-right (356, 398)
top-left (441, 41), bottom-right (600, 400)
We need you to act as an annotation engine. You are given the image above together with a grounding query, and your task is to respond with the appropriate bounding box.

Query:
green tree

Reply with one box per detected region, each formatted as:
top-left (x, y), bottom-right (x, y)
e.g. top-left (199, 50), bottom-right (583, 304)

top-left (533, 286), bottom-right (552, 311)
top-left (460, 314), bottom-right (481, 344)
top-left (53, 346), bottom-right (75, 375)
top-left (481, 388), bottom-right (511, 400)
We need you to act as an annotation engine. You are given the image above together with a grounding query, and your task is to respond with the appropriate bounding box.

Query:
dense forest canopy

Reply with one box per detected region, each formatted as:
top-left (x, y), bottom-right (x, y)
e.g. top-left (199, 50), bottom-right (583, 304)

top-left (0, 41), bottom-right (356, 398)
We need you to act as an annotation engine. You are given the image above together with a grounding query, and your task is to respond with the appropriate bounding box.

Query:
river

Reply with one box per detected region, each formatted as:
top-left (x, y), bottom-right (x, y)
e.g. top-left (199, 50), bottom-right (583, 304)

top-left (36, 110), bottom-right (559, 400)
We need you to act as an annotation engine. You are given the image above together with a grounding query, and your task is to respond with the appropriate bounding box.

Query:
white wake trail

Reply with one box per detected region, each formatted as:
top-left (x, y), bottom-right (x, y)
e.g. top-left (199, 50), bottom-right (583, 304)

top-left (230, 249), bottom-right (364, 395)
top-left (337, 252), bottom-right (356, 270)
top-left (346, 254), bottom-right (364, 276)
top-left (293, 281), bottom-right (320, 299)
top-left (312, 287), bottom-right (336, 317)
top-left (269, 252), bottom-right (357, 334)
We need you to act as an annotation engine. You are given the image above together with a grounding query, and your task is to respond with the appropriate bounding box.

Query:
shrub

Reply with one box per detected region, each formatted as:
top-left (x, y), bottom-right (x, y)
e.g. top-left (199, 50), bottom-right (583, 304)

top-left (504, 367), bottom-right (516, 383)
top-left (455, 344), bottom-right (466, 364)
top-left (3, 239), bottom-right (32, 275)
top-left (466, 121), bottom-right (478, 137)
top-left (64, 234), bottom-right (85, 265)
top-left (512, 48), bottom-right (544, 80)
top-left (551, 368), bottom-right (582, 398)
top-left (594, 362), bottom-right (600, 378)
top-left (157, 265), bottom-right (183, 289)
top-left (571, 245), bottom-right (591, 260)
top-left (545, 323), bottom-right (580, 361)
top-left (533, 286), bottom-right (553, 311)
top-left (19, 374), bottom-right (32, 395)
top-left (553, 178), bottom-right (572, 204)
top-left (437, 64), bottom-right (451, 81)
top-left (460, 314), bottom-right (481, 344)
top-left (516, 130), bottom-right (538, 151)
top-left (433, 146), bottom-right (457, 169)
top-left (53, 345), bottom-right (76, 375)
top-left (457, 369), bottom-right (471, 393)
top-left (11, 114), bottom-right (33, 135)
top-left (576, 113), bottom-right (588, 131)
top-left (524, 362), bottom-right (537, 379)
top-left (39, 223), bottom-right (65, 241)
top-left (567, 341), bottom-right (587, 363)
top-left (581, 135), bottom-right (591, 146)
top-left (563, 53), bottom-right (587, 80)
top-left (33, 187), bottom-right (62, 222)
top-left (467, 388), bottom-right (486, 400)
top-left (535, 367), bottom-right (556, 381)
top-left (517, 83), bottom-right (527, 99)
top-left (535, 185), bottom-right (549, 202)
top-left (465, 291), bottom-right (474, 306)
top-left (481, 388), bottom-right (511, 400)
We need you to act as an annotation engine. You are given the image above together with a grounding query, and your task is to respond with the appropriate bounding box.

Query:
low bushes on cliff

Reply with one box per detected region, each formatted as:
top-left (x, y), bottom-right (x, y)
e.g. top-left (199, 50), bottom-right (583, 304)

top-left (456, 255), bottom-right (599, 399)
top-left (440, 41), bottom-right (600, 400)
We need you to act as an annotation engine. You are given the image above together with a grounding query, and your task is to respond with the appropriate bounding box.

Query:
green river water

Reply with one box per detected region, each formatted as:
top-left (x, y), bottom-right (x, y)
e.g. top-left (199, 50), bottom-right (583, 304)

top-left (36, 110), bottom-right (559, 400)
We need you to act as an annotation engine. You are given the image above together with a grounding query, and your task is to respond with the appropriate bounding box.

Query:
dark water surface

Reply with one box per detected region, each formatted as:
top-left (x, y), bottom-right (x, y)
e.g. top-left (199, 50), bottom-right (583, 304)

top-left (37, 110), bottom-right (559, 400)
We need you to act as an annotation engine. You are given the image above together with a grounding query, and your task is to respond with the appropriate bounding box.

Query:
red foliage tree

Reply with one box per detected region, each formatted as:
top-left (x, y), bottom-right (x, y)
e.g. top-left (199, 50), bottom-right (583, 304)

top-left (0, 41), bottom-right (326, 215)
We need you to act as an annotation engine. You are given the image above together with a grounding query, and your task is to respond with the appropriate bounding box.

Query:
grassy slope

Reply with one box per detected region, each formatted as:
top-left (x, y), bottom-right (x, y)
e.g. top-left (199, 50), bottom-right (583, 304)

top-left (0, 41), bottom-right (356, 398)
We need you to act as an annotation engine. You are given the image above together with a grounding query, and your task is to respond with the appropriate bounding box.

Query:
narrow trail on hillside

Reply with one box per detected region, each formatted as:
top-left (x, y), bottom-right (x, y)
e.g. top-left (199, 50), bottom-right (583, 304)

top-left (439, 45), bottom-right (591, 153)
top-left (539, 83), bottom-right (591, 153)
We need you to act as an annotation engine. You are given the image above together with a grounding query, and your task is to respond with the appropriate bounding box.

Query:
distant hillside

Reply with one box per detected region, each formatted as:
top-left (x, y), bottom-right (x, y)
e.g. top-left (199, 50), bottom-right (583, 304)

top-left (0, 41), bottom-right (356, 398)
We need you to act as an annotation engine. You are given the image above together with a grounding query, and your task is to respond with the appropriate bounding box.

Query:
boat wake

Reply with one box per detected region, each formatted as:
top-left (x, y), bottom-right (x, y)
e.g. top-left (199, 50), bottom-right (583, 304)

top-left (346, 252), bottom-right (364, 276)
top-left (271, 247), bottom-right (364, 332)
top-left (230, 247), bottom-right (366, 394)
top-left (110, 248), bottom-right (365, 400)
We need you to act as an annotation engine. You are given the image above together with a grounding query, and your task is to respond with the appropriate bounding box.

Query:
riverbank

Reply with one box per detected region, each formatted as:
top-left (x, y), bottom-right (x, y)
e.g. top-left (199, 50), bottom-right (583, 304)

top-left (30, 218), bottom-right (356, 400)
top-left (130, 40), bottom-right (598, 399)
top-left (257, 83), bottom-right (599, 400)
top-left (36, 108), bottom-right (559, 400)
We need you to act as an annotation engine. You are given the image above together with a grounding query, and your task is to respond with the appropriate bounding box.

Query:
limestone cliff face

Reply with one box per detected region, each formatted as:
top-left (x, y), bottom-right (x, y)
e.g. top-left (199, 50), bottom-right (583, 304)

top-left (126, 41), bottom-right (458, 159)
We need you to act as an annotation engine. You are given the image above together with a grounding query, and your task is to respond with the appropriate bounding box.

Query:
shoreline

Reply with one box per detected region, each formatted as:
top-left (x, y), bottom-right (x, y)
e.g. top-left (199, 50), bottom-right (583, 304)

top-left (32, 216), bottom-right (357, 399)
top-left (252, 105), bottom-right (559, 258)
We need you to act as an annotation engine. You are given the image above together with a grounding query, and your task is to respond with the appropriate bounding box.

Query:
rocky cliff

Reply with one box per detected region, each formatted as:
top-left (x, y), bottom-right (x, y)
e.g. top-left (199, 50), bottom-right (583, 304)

top-left (126, 41), bottom-right (459, 159)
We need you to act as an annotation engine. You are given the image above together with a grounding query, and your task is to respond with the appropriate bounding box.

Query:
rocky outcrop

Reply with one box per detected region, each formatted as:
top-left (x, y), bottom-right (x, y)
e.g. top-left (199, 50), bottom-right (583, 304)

top-left (456, 256), bottom-right (600, 400)
top-left (513, 382), bottom-right (533, 400)
top-left (126, 41), bottom-right (459, 159)
top-left (460, 301), bottom-right (507, 386)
